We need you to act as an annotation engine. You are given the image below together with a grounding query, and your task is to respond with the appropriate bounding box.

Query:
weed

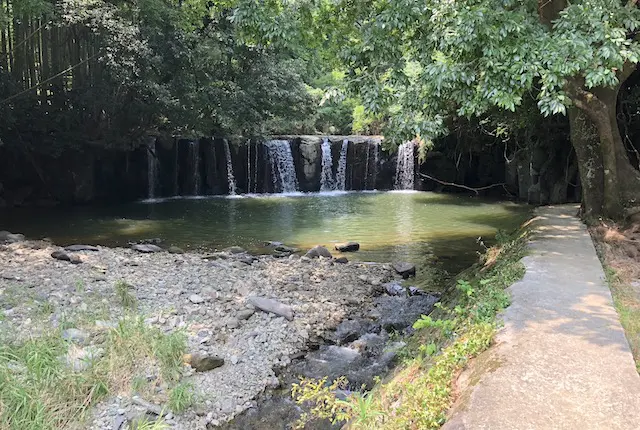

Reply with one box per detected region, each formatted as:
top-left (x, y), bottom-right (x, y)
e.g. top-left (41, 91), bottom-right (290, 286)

top-left (115, 280), bottom-right (137, 309)
top-left (74, 280), bottom-right (86, 294)
top-left (131, 417), bottom-right (169, 430)
top-left (168, 382), bottom-right (196, 413)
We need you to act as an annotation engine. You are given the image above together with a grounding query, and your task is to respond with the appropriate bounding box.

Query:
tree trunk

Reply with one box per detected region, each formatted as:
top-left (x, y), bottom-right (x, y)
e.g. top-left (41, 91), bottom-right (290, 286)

top-left (568, 108), bottom-right (604, 219)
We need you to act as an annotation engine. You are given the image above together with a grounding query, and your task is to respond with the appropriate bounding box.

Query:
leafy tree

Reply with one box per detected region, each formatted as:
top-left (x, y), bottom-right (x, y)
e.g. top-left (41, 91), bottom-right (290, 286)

top-left (256, 0), bottom-right (640, 218)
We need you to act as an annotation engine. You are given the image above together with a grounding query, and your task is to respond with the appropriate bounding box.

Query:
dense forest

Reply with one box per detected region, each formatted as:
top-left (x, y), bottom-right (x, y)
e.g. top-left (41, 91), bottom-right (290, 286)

top-left (2, 0), bottom-right (640, 220)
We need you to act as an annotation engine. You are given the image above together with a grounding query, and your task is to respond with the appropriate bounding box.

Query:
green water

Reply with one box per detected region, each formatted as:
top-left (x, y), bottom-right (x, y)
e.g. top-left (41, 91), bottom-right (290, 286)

top-left (0, 191), bottom-right (529, 274)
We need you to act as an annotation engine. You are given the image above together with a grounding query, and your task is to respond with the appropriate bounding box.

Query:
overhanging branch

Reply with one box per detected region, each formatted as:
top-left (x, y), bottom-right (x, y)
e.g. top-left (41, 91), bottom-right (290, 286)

top-left (419, 173), bottom-right (508, 195)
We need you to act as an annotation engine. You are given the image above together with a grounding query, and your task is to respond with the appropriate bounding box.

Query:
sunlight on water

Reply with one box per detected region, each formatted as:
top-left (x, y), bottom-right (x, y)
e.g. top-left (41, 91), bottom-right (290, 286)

top-left (0, 192), bottom-right (530, 273)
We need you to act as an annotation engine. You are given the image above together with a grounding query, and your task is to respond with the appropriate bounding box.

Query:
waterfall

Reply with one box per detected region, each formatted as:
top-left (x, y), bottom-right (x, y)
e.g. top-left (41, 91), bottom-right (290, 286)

top-left (188, 140), bottom-right (201, 195)
top-left (264, 140), bottom-right (299, 193)
top-left (335, 139), bottom-right (349, 191)
top-left (320, 138), bottom-right (335, 191)
top-left (395, 141), bottom-right (415, 190)
top-left (364, 142), bottom-right (371, 190)
top-left (223, 139), bottom-right (237, 195)
top-left (372, 142), bottom-right (379, 190)
top-left (147, 138), bottom-right (158, 199)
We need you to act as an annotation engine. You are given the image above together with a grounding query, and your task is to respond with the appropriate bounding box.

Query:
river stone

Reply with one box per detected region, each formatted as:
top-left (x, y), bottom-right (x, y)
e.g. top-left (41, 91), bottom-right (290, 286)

top-left (275, 245), bottom-right (297, 253)
top-left (62, 328), bottom-right (90, 344)
top-left (189, 294), bottom-right (205, 304)
top-left (65, 244), bottom-right (99, 252)
top-left (187, 353), bottom-right (225, 372)
top-left (334, 256), bottom-right (349, 264)
top-left (168, 246), bottom-right (185, 254)
top-left (131, 244), bottom-right (163, 253)
top-left (248, 296), bottom-right (294, 321)
top-left (335, 242), bottom-right (360, 252)
top-left (51, 250), bottom-right (82, 264)
top-left (393, 262), bottom-right (416, 278)
top-left (304, 245), bottom-right (333, 259)
top-left (335, 319), bottom-right (368, 345)
top-left (236, 309), bottom-right (255, 320)
top-left (0, 231), bottom-right (25, 243)
top-left (236, 256), bottom-right (255, 265)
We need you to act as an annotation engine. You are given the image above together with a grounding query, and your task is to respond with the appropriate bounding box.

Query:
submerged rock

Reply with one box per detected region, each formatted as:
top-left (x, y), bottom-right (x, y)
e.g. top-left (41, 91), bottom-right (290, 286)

top-left (248, 296), bottom-right (294, 321)
top-left (393, 262), bottom-right (416, 278)
top-left (305, 245), bottom-right (333, 259)
top-left (335, 242), bottom-right (360, 252)
top-left (225, 246), bottom-right (246, 254)
top-left (131, 244), bottom-right (163, 253)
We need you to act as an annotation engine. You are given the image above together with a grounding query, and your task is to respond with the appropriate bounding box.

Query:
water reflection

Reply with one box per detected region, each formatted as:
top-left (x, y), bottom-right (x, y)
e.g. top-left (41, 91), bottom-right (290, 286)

top-left (0, 192), bottom-right (530, 272)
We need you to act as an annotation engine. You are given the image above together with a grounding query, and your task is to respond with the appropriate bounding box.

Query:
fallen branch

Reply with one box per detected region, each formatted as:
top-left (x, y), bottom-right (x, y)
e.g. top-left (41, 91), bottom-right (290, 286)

top-left (419, 173), bottom-right (508, 195)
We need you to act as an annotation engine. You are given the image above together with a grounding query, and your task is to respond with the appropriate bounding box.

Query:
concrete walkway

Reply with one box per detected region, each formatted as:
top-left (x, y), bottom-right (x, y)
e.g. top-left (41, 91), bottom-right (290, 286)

top-left (444, 206), bottom-right (640, 430)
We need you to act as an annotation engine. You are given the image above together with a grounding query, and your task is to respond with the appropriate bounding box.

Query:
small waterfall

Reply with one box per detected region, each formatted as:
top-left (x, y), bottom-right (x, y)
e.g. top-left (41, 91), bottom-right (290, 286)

top-left (372, 142), bottom-right (379, 190)
top-left (364, 142), bottom-right (371, 190)
top-left (223, 139), bottom-right (237, 195)
top-left (147, 138), bottom-right (158, 199)
top-left (320, 138), bottom-right (335, 191)
top-left (188, 140), bottom-right (201, 195)
top-left (335, 139), bottom-right (349, 191)
top-left (395, 141), bottom-right (415, 190)
top-left (264, 140), bottom-right (299, 193)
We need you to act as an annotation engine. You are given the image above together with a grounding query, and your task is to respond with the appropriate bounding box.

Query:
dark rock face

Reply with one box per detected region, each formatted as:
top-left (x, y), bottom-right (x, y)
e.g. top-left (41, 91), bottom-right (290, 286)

top-left (305, 246), bottom-right (333, 259)
top-left (393, 262), bottom-right (416, 278)
top-left (335, 242), bottom-right (360, 252)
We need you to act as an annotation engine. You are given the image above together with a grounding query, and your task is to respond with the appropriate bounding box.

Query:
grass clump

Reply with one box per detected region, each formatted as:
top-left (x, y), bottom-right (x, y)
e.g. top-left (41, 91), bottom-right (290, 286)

top-left (168, 382), bottom-right (196, 413)
top-left (292, 227), bottom-right (529, 429)
top-left (0, 334), bottom-right (109, 430)
top-left (0, 315), bottom-right (188, 429)
top-left (115, 280), bottom-right (137, 309)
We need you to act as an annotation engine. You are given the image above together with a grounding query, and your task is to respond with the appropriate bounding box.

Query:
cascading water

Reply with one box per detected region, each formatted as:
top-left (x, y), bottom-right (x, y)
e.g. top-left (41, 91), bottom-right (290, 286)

top-left (335, 139), bottom-right (349, 191)
top-left (394, 141), bottom-right (415, 190)
top-left (147, 138), bottom-right (158, 199)
top-left (264, 140), bottom-right (299, 193)
top-left (320, 138), bottom-right (335, 191)
top-left (223, 139), bottom-right (237, 195)
top-left (188, 140), bottom-right (201, 195)
top-left (372, 142), bottom-right (379, 190)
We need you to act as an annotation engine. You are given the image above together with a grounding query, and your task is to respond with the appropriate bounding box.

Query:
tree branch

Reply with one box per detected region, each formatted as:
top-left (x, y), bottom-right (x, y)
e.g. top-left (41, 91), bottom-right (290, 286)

top-left (419, 173), bottom-right (507, 195)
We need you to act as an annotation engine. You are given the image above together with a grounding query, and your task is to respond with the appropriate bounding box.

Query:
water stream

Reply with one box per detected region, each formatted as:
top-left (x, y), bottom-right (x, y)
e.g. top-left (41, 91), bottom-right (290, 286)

top-left (264, 140), bottom-right (299, 193)
top-left (320, 138), bottom-right (335, 192)
top-left (335, 139), bottom-right (349, 191)
top-left (394, 141), bottom-right (415, 190)
top-left (223, 139), bottom-right (238, 195)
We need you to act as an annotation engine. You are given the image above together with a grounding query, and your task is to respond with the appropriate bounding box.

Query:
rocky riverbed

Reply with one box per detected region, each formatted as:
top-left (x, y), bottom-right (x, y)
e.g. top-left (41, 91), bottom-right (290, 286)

top-left (0, 236), bottom-right (438, 429)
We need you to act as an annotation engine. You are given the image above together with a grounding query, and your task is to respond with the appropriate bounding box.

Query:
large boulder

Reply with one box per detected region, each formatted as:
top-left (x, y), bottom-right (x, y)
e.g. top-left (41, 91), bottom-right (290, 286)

top-left (335, 242), bottom-right (360, 252)
top-left (393, 262), bottom-right (416, 278)
top-left (51, 250), bottom-right (82, 264)
top-left (305, 245), bottom-right (333, 259)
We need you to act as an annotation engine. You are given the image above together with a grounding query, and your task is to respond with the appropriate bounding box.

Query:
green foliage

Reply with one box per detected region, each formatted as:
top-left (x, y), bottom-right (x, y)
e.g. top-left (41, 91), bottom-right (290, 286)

top-left (115, 280), bottom-right (137, 309)
top-left (168, 382), bottom-right (196, 413)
